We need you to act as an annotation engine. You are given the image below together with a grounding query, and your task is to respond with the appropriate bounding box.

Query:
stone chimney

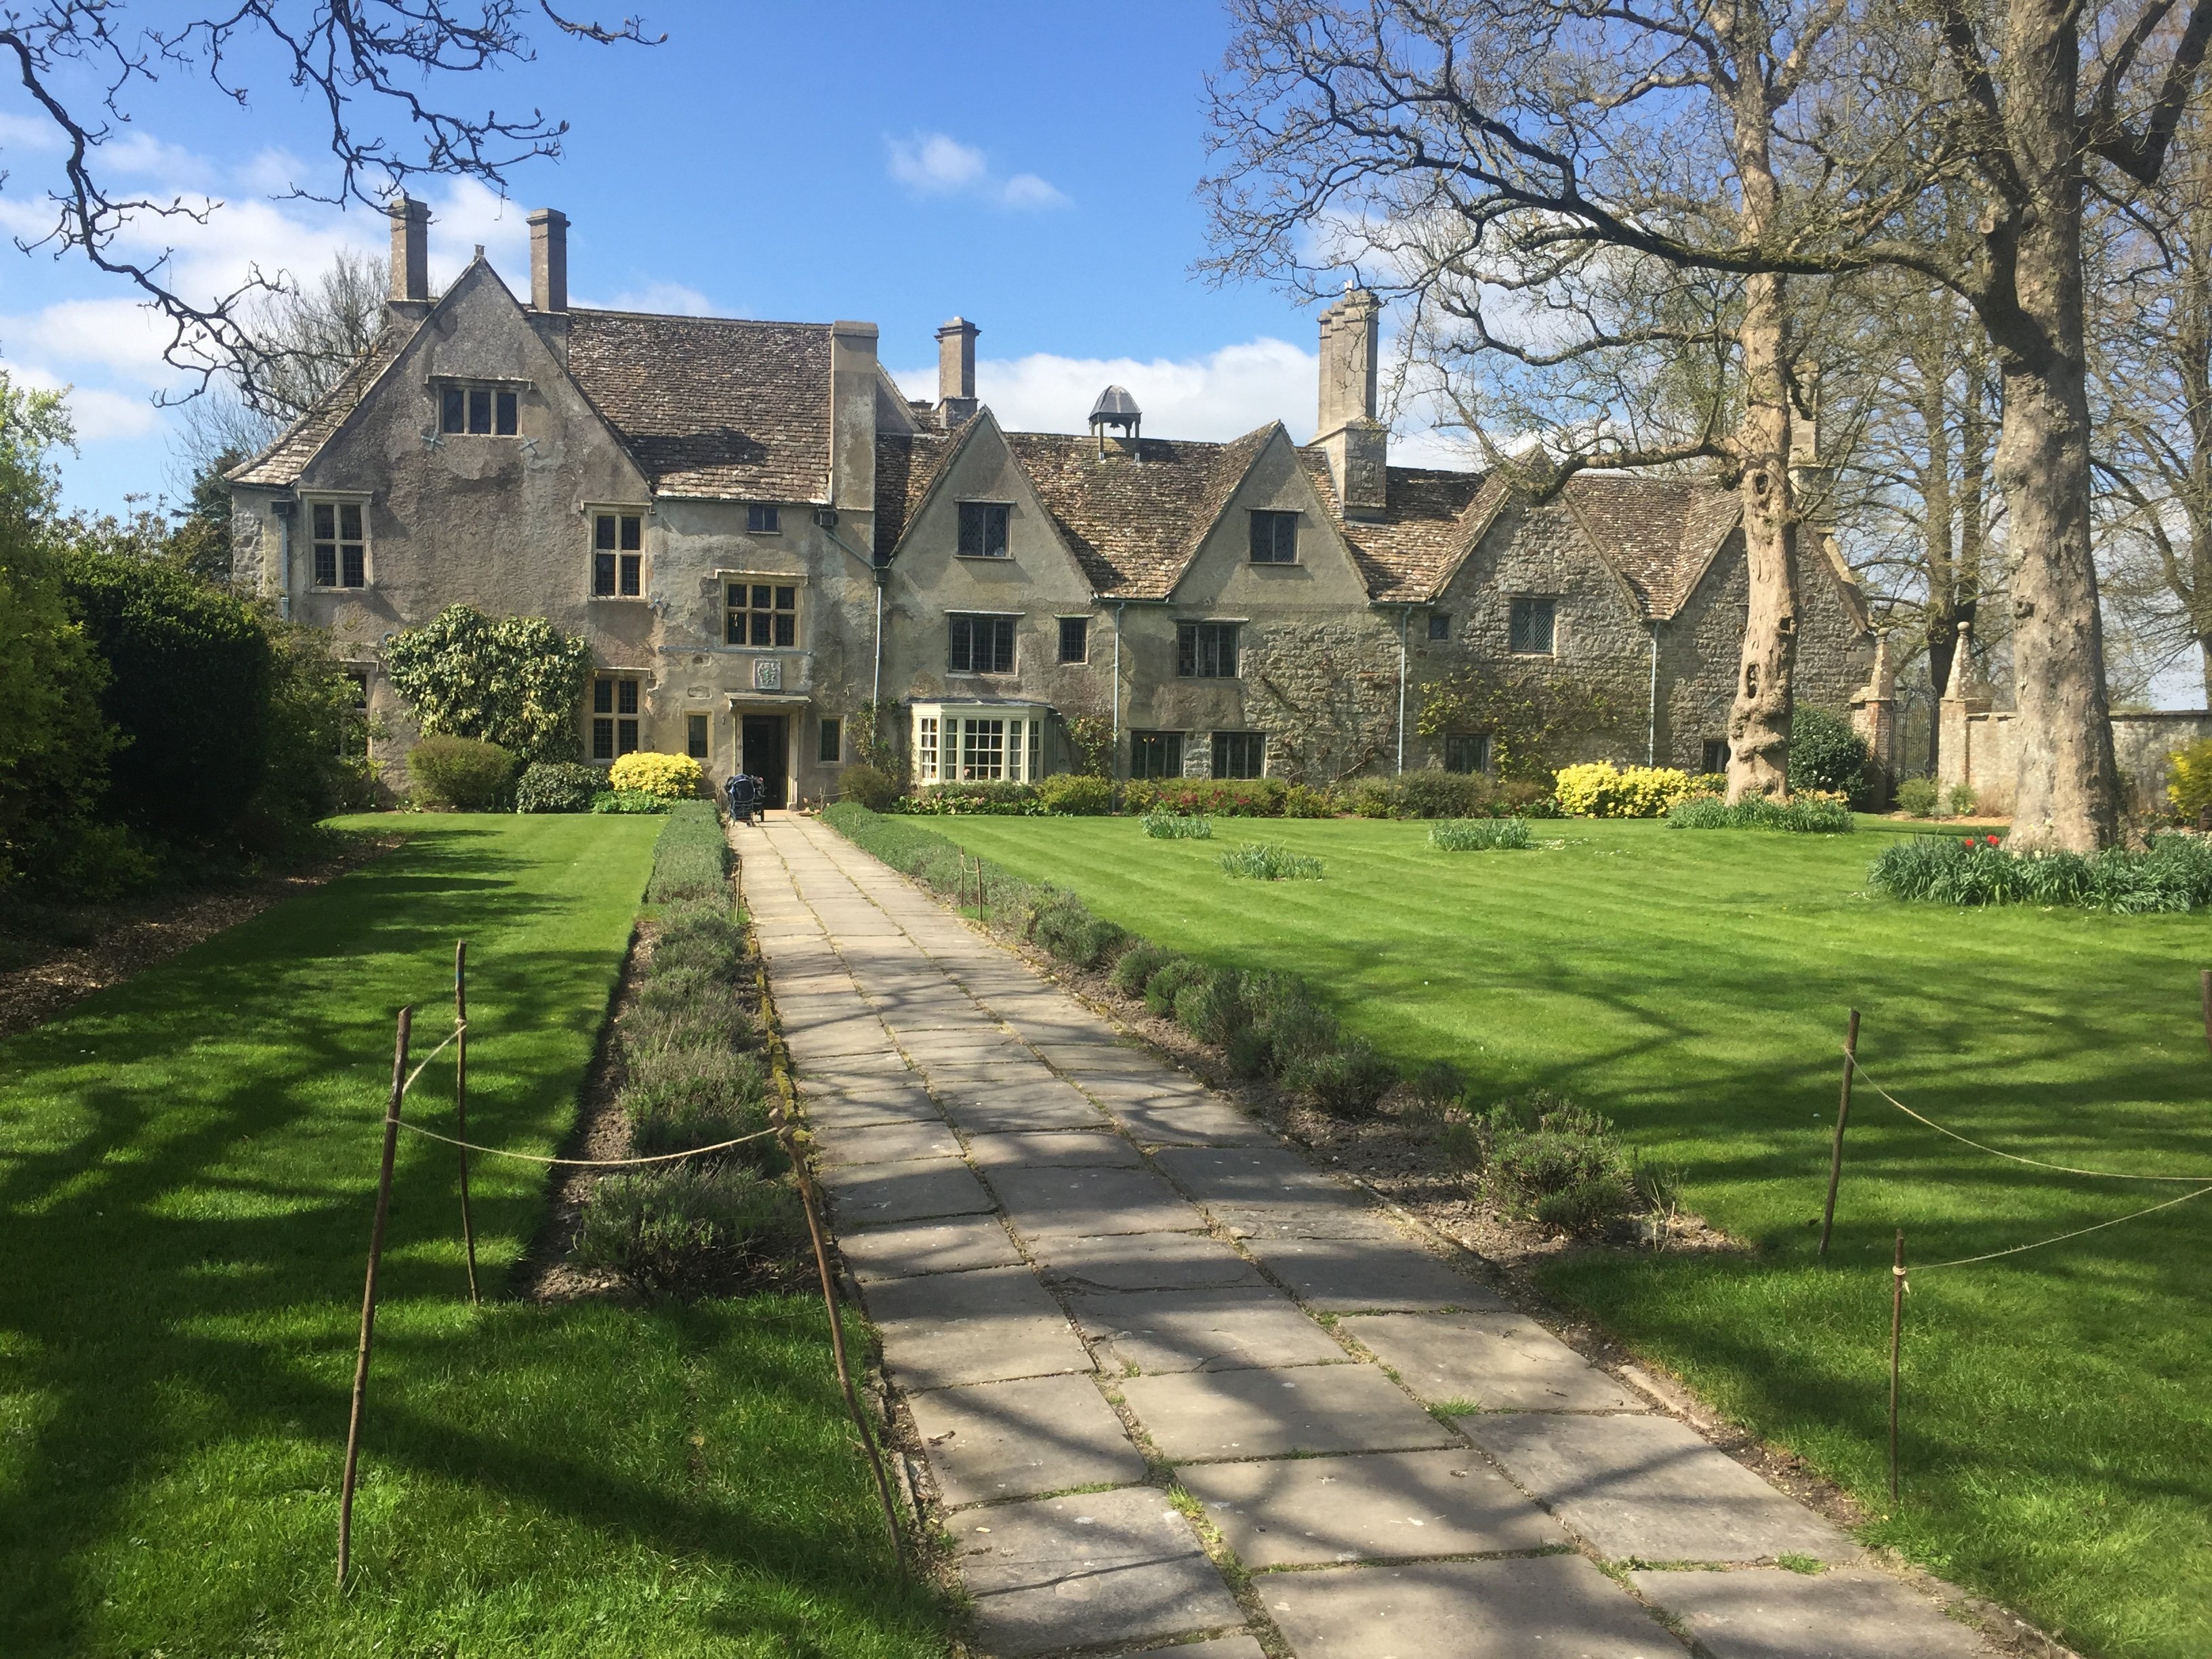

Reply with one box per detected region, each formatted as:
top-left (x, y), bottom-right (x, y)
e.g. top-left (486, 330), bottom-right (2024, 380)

top-left (528, 209), bottom-right (569, 312)
top-left (1315, 285), bottom-right (1387, 518)
top-left (388, 195), bottom-right (430, 306)
top-left (936, 316), bottom-right (980, 428)
top-left (830, 321), bottom-right (880, 516)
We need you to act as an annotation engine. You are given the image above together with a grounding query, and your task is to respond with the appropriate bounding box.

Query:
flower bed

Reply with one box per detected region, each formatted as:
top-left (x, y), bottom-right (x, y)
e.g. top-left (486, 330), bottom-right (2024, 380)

top-left (1868, 831), bottom-right (2212, 911)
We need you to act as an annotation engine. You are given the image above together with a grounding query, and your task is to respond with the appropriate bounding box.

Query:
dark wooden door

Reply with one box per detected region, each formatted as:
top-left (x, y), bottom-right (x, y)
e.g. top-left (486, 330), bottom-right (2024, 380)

top-left (741, 715), bottom-right (788, 808)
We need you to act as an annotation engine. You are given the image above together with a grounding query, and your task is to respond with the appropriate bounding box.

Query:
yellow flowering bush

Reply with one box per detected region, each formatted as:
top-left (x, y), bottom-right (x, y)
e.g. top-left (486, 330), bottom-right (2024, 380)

top-left (608, 751), bottom-right (705, 800)
top-left (1553, 762), bottom-right (1696, 818)
top-left (2167, 737), bottom-right (2212, 822)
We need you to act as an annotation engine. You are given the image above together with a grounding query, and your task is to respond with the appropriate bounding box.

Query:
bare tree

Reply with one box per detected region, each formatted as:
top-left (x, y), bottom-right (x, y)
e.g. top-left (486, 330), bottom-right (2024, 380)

top-left (1204, 0), bottom-right (2212, 849)
top-left (3, 2), bottom-right (653, 408)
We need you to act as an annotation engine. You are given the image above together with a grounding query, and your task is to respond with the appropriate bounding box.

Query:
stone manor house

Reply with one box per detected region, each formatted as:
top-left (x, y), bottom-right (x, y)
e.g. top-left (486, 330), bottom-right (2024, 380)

top-left (229, 199), bottom-right (1883, 806)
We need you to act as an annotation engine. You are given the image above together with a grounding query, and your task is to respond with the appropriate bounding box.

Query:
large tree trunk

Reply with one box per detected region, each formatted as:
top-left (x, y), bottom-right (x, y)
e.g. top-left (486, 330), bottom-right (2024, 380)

top-left (1991, 0), bottom-right (2122, 850)
top-left (1723, 33), bottom-right (1799, 804)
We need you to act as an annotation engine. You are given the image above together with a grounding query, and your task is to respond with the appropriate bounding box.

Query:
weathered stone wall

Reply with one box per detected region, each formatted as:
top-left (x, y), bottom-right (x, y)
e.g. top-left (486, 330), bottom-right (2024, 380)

top-left (1942, 705), bottom-right (2212, 816)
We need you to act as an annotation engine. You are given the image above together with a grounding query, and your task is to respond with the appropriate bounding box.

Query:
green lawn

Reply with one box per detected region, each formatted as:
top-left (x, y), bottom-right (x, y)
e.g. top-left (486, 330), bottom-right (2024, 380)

top-left (922, 813), bottom-right (2212, 1659)
top-left (0, 815), bottom-right (939, 1658)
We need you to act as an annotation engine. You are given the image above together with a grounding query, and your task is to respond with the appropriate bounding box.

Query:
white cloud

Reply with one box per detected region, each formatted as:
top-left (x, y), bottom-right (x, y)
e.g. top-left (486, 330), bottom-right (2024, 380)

top-left (588, 280), bottom-right (718, 316)
top-left (8, 363), bottom-right (163, 438)
top-left (890, 335), bottom-right (1479, 471)
top-left (422, 177), bottom-right (531, 291)
top-left (884, 131), bottom-right (1069, 211)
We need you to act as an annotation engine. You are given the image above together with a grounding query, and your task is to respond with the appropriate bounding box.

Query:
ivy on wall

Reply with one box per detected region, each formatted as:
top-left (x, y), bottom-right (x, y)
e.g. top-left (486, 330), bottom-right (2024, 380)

top-left (1415, 662), bottom-right (1620, 781)
top-left (383, 604), bottom-right (595, 764)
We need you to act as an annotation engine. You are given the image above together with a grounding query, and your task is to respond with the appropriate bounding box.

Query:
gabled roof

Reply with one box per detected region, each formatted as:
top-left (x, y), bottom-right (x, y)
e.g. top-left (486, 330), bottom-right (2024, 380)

top-left (1001, 426), bottom-right (1275, 599)
top-left (1298, 453), bottom-right (1500, 601)
top-left (227, 326), bottom-right (413, 487)
top-left (1560, 475), bottom-right (1744, 620)
top-left (564, 310), bottom-right (832, 500)
top-left (874, 425), bottom-right (965, 560)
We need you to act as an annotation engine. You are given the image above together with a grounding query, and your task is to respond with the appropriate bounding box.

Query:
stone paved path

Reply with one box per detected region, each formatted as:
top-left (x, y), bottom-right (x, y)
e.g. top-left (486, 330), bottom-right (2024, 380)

top-left (741, 815), bottom-right (1993, 1659)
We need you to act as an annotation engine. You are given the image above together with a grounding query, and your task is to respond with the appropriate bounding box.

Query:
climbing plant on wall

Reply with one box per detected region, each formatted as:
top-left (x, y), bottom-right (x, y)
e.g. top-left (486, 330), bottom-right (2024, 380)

top-left (383, 604), bottom-right (595, 764)
top-left (1416, 663), bottom-right (1620, 781)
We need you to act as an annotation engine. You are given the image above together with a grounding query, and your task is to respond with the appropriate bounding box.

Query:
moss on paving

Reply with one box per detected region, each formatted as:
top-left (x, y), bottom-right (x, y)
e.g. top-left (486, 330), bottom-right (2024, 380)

top-left (923, 813), bottom-right (2212, 1659)
top-left (0, 814), bottom-right (941, 1658)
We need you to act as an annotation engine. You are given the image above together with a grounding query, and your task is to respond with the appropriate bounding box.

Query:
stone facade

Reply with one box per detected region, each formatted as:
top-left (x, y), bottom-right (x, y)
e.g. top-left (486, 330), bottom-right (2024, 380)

top-left (230, 200), bottom-right (1877, 802)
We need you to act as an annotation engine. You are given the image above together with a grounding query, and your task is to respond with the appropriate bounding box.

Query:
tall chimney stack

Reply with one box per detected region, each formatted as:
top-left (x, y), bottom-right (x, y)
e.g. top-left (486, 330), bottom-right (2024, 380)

top-left (388, 196), bottom-right (430, 305)
top-left (1315, 285), bottom-right (1387, 518)
top-left (936, 316), bottom-right (980, 427)
top-left (528, 209), bottom-right (569, 312)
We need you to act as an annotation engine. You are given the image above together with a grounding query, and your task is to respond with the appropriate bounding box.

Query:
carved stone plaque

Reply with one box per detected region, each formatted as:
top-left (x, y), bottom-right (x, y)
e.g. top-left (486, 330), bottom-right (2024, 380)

top-left (753, 657), bottom-right (783, 691)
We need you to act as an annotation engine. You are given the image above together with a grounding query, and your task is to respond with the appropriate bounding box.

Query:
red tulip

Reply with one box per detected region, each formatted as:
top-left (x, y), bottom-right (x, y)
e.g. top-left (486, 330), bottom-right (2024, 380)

top-left (1961, 837), bottom-right (1974, 849)
top-left (1986, 834), bottom-right (2001, 846)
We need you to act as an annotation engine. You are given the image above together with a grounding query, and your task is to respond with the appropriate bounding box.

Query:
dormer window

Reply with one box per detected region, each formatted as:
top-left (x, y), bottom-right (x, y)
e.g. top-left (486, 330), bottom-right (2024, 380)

top-left (439, 382), bottom-right (520, 436)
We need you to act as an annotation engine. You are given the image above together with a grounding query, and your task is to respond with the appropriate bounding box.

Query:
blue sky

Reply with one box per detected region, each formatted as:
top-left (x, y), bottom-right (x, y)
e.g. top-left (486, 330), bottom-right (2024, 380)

top-left (1, 1), bottom-right (1438, 516)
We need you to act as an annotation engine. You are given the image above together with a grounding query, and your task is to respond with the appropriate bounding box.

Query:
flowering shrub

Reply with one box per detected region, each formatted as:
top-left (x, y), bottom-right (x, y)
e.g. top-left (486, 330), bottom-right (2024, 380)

top-left (608, 751), bottom-right (704, 800)
top-left (2167, 737), bottom-right (2212, 823)
top-left (1553, 762), bottom-right (1696, 818)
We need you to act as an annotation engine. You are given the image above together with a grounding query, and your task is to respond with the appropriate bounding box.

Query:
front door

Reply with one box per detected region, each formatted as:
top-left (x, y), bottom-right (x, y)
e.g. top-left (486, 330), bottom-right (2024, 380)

top-left (741, 715), bottom-right (788, 809)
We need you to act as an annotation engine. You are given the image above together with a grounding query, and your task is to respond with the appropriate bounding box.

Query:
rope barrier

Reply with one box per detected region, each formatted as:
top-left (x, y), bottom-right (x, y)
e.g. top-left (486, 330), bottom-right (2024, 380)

top-left (1904, 1183), bottom-right (2212, 1275)
top-left (1847, 1050), bottom-right (2212, 1184)
top-left (401, 1020), bottom-right (466, 1096)
top-left (392, 1118), bottom-right (782, 1167)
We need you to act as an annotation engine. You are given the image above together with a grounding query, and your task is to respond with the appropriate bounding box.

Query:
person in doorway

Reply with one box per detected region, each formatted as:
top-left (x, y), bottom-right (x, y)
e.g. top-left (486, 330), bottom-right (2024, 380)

top-left (725, 771), bottom-right (756, 826)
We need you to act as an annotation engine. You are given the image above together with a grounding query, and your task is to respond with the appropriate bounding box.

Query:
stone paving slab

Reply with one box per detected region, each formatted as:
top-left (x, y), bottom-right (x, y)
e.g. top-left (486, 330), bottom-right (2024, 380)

top-left (801, 1090), bottom-right (948, 1132)
top-left (1341, 1311), bottom-right (1643, 1412)
top-left (1105, 1099), bottom-right (1280, 1148)
top-left (965, 1129), bottom-right (1147, 1169)
top-left (1028, 1040), bottom-right (1156, 1074)
top-left (837, 1214), bottom-right (1024, 1282)
top-left (1068, 1288), bottom-right (1352, 1374)
top-left (1033, 1231), bottom-right (1271, 1294)
top-left (1153, 1145), bottom-right (1366, 1205)
top-left (1179, 1448), bottom-right (1565, 1567)
top-left (865, 1265), bottom-right (1094, 1391)
top-left (958, 1486), bottom-right (1244, 1657)
top-left (1629, 1568), bottom-right (1988, 1658)
top-left (990, 1164), bottom-right (1205, 1240)
top-left (1063, 1071), bottom-right (1216, 1105)
top-left (935, 1078), bottom-right (1113, 1133)
top-left (1243, 1235), bottom-right (1504, 1312)
top-left (1261, 1554), bottom-right (1666, 1658)
top-left (1121, 1365), bottom-right (1457, 1461)
top-left (1098, 1638), bottom-right (1266, 1659)
top-left (812, 1118), bottom-right (965, 1168)
top-left (1462, 1412), bottom-right (1855, 1563)
top-left (822, 1158), bottom-right (996, 1229)
top-left (907, 1373), bottom-right (1145, 1507)
top-left (1210, 1203), bottom-right (1407, 1242)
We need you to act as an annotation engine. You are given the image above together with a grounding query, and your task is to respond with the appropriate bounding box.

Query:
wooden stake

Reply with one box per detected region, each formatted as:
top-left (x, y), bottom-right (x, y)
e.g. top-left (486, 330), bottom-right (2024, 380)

top-left (455, 941), bottom-right (479, 1306)
top-left (339, 1005), bottom-right (410, 1589)
top-left (1819, 1008), bottom-right (1861, 1258)
top-left (1889, 1228), bottom-right (1905, 1505)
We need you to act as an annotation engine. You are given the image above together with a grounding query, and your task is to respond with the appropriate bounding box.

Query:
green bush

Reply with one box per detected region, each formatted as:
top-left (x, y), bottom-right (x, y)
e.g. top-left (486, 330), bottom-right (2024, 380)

top-left (1243, 971), bottom-right (1338, 1073)
top-left (1868, 832), bottom-right (2212, 912)
top-left (1395, 771), bottom-right (1502, 819)
top-left (621, 1046), bottom-right (780, 1175)
top-left (592, 789), bottom-right (670, 815)
top-left (516, 760), bottom-right (603, 813)
top-left (1143, 812), bottom-right (1214, 840)
top-left (1220, 842), bottom-right (1324, 880)
top-left (1144, 956), bottom-right (1210, 1017)
top-left (1122, 777), bottom-right (1288, 817)
top-left (644, 801), bottom-right (730, 905)
top-left (1282, 783), bottom-right (1336, 818)
top-left (1174, 970), bottom-right (1250, 1046)
top-left (1038, 773), bottom-right (1113, 815)
top-left (1285, 1040), bottom-right (1396, 1118)
top-left (1786, 705), bottom-right (1872, 802)
top-left (1947, 783), bottom-right (1979, 817)
top-left (407, 735), bottom-right (517, 811)
top-left (573, 1164), bottom-right (806, 1298)
top-left (1108, 941), bottom-right (1176, 996)
top-left (1411, 1060), bottom-right (1465, 1107)
top-left (838, 762), bottom-right (901, 811)
top-left (1894, 777), bottom-right (1940, 817)
top-left (1345, 779), bottom-right (1398, 819)
top-left (897, 780), bottom-right (1042, 815)
top-left (1667, 794), bottom-right (1855, 833)
top-left (64, 550), bottom-right (273, 845)
top-left (383, 603), bottom-right (594, 764)
top-left (651, 900), bottom-right (750, 976)
top-left (1034, 896), bottom-right (1129, 968)
top-left (1465, 1090), bottom-right (1635, 1237)
top-left (1430, 817), bottom-right (1533, 851)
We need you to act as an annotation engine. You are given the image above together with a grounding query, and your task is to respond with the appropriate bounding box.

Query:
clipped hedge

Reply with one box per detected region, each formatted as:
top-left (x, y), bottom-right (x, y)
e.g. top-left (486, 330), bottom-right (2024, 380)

top-left (516, 760), bottom-right (602, 813)
top-left (408, 735), bottom-right (517, 811)
top-left (822, 802), bottom-right (1389, 1117)
top-left (644, 801), bottom-right (730, 905)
